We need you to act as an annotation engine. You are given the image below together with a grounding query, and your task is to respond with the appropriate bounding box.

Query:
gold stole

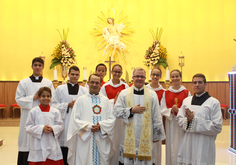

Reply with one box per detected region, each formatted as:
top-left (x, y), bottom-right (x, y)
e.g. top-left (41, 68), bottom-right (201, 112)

top-left (123, 85), bottom-right (152, 161)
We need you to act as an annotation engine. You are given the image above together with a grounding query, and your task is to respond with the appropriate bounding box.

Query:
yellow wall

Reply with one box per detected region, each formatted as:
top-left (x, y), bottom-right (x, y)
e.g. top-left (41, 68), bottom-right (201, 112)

top-left (0, 0), bottom-right (236, 82)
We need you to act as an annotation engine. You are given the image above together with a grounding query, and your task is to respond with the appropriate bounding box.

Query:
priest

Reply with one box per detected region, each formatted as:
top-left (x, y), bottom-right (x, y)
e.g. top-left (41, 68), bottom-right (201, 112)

top-left (113, 67), bottom-right (166, 165)
top-left (67, 74), bottom-right (116, 165)
top-left (15, 57), bottom-right (55, 165)
top-left (51, 66), bottom-right (87, 165)
top-left (177, 73), bottom-right (222, 165)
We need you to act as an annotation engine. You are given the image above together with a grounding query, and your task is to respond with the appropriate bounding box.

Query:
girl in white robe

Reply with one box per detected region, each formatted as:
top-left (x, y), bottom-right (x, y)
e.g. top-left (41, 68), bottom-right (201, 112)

top-left (25, 87), bottom-right (64, 165)
top-left (100, 64), bottom-right (129, 165)
top-left (160, 69), bottom-right (191, 165)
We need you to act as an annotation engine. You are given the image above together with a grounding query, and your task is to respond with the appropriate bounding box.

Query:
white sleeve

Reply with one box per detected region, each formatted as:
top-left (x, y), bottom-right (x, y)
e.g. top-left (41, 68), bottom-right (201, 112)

top-left (100, 85), bottom-right (108, 98)
top-left (160, 92), bottom-right (174, 121)
top-left (51, 110), bottom-right (64, 139)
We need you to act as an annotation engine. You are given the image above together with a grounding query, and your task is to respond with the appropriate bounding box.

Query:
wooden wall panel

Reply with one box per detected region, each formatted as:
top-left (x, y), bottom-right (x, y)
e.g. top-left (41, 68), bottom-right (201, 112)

top-left (0, 81), bottom-right (231, 118)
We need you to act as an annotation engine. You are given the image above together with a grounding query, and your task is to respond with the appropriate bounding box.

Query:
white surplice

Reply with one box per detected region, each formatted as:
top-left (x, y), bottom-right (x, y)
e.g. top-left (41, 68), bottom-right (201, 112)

top-left (113, 86), bottom-right (166, 165)
top-left (146, 84), bottom-right (165, 165)
top-left (15, 77), bottom-right (55, 151)
top-left (160, 86), bottom-right (191, 165)
top-left (67, 92), bottom-right (116, 165)
top-left (100, 79), bottom-right (129, 165)
top-left (25, 106), bottom-right (64, 162)
top-left (177, 96), bottom-right (222, 165)
top-left (51, 84), bottom-right (87, 147)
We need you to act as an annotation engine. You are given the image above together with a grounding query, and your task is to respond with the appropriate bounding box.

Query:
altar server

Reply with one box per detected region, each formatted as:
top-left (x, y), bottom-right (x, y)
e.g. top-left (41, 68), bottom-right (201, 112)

top-left (146, 68), bottom-right (165, 165)
top-left (51, 66), bottom-right (87, 165)
top-left (113, 67), bottom-right (165, 165)
top-left (177, 73), bottom-right (222, 165)
top-left (100, 64), bottom-right (129, 165)
top-left (67, 74), bottom-right (116, 165)
top-left (25, 87), bottom-right (64, 165)
top-left (160, 69), bottom-right (191, 165)
top-left (15, 57), bottom-right (55, 165)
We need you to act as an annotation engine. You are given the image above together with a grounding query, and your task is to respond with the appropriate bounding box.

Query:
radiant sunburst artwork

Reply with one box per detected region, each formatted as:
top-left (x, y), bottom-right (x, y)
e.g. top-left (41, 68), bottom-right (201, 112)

top-left (91, 7), bottom-right (134, 62)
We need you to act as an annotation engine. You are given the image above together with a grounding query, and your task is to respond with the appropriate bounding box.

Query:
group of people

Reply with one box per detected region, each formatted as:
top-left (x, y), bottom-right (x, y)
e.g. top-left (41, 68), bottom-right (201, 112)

top-left (15, 57), bottom-right (223, 165)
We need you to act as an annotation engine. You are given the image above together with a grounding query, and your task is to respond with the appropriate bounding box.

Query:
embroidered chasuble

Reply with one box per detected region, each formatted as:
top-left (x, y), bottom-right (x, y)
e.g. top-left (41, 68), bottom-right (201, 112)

top-left (123, 85), bottom-right (152, 160)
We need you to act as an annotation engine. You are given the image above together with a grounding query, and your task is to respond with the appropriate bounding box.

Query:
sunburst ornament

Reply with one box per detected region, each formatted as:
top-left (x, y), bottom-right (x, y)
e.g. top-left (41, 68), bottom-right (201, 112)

top-left (92, 104), bottom-right (102, 114)
top-left (91, 7), bottom-right (134, 62)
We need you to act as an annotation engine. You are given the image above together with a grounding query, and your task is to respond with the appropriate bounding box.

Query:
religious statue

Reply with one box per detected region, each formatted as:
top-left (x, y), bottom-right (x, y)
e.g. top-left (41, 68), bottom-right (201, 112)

top-left (102, 17), bottom-right (126, 60)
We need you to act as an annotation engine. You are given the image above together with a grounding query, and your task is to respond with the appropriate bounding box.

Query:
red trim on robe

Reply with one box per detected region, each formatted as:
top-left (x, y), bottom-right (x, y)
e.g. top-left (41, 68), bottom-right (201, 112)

top-left (165, 90), bottom-right (189, 115)
top-left (104, 84), bottom-right (126, 99)
top-left (29, 159), bottom-right (64, 165)
top-left (39, 104), bottom-right (50, 112)
top-left (129, 83), bottom-right (133, 87)
top-left (154, 89), bottom-right (165, 105)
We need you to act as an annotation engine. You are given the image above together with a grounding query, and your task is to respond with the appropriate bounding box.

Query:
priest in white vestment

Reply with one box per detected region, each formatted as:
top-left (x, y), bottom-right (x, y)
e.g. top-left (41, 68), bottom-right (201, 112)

top-left (51, 66), bottom-right (87, 165)
top-left (113, 67), bottom-right (166, 165)
top-left (67, 74), bottom-right (116, 165)
top-left (15, 57), bottom-right (55, 165)
top-left (177, 73), bottom-right (222, 165)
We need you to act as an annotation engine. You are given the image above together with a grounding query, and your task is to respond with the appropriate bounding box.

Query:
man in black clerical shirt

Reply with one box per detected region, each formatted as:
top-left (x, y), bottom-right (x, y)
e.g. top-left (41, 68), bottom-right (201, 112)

top-left (51, 66), bottom-right (87, 165)
top-left (177, 73), bottom-right (222, 165)
top-left (16, 57), bottom-right (55, 165)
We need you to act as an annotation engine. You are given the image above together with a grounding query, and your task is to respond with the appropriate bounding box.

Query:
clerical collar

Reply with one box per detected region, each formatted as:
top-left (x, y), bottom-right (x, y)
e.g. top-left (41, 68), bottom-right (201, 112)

top-left (191, 92), bottom-right (211, 106)
top-left (89, 92), bottom-right (99, 96)
top-left (67, 83), bottom-right (79, 95)
top-left (39, 104), bottom-right (50, 112)
top-left (30, 75), bottom-right (43, 82)
top-left (134, 86), bottom-right (144, 95)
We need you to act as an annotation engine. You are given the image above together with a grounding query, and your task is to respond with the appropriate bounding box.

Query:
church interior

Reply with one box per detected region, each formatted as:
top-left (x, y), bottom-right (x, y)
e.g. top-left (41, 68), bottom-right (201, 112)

top-left (1, 0), bottom-right (236, 164)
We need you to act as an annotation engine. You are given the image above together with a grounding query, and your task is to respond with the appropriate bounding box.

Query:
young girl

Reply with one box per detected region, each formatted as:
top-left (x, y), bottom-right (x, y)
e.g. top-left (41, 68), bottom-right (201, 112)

top-left (160, 69), bottom-right (190, 165)
top-left (100, 64), bottom-right (129, 165)
top-left (25, 87), bottom-right (64, 165)
top-left (146, 68), bottom-right (165, 165)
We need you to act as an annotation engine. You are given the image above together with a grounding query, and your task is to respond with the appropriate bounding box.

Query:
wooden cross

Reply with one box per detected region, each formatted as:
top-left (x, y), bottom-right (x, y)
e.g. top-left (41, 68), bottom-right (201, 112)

top-left (105, 56), bottom-right (116, 80)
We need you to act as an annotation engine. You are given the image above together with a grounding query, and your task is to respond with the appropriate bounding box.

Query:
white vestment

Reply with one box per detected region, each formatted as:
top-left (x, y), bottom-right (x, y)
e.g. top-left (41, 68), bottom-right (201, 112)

top-left (146, 84), bottom-right (165, 165)
top-left (160, 86), bottom-right (191, 165)
top-left (67, 92), bottom-right (116, 165)
top-left (113, 86), bottom-right (166, 165)
top-left (25, 106), bottom-right (64, 162)
top-left (51, 84), bottom-right (87, 146)
top-left (177, 96), bottom-right (222, 165)
top-left (100, 79), bottom-right (129, 165)
top-left (15, 77), bottom-right (55, 151)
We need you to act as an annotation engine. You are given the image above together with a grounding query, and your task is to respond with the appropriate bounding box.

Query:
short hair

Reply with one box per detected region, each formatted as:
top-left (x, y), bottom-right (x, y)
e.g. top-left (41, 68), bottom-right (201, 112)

top-left (192, 73), bottom-right (206, 84)
top-left (133, 67), bottom-right (146, 75)
top-left (107, 17), bottom-right (114, 23)
top-left (88, 74), bottom-right (102, 83)
top-left (151, 68), bottom-right (162, 76)
top-left (95, 63), bottom-right (107, 72)
top-left (32, 57), bottom-right (44, 66)
top-left (69, 66), bottom-right (80, 73)
top-left (112, 64), bottom-right (122, 71)
top-left (170, 69), bottom-right (182, 78)
top-left (38, 87), bottom-right (52, 97)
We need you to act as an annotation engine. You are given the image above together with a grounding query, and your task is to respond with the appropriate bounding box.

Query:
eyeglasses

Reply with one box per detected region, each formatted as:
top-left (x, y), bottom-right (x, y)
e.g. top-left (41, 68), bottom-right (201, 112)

top-left (151, 74), bottom-right (160, 77)
top-left (133, 75), bottom-right (146, 79)
top-left (89, 81), bottom-right (100, 85)
top-left (112, 71), bottom-right (123, 74)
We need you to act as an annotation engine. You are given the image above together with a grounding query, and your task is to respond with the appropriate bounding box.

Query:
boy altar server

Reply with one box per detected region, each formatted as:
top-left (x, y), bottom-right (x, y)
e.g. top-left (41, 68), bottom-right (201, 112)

top-left (67, 74), bottom-right (116, 165)
top-left (15, 57), bottom-right (55, 165)
top-left (51, 66), bottom-right (87, 165)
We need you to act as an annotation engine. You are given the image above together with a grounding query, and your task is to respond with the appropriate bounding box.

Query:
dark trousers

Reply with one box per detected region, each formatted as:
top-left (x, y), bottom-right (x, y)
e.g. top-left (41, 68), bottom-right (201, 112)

top-left (17, 151), bottom-right (29, 165)
top-left (61, 146), bottom-right (68, 165)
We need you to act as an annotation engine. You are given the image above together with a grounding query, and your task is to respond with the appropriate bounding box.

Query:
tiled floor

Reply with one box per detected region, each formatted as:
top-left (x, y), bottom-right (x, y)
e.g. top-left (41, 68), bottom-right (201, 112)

top-left (0, 120), bottom-right (235, 165)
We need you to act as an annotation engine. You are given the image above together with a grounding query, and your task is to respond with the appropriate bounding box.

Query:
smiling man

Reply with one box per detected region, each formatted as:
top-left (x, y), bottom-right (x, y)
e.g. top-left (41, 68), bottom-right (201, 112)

top-left (177, 73), bottom-right (222, 165)
top-left (15, 57), bottom-right (55, 165)
top-left (113, 67), bottom-right (165, 165)
top-left (51, 66), bottom-right (87, 165)
top-left (67, 74), bottom-right (116, 165)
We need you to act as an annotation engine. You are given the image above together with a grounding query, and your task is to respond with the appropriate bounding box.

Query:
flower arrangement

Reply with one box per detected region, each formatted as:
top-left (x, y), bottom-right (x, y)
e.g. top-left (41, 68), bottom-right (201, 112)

top-left (144, 28), bottom-right (168, 69)
top-left (50, 29), bottom-right (76, 69)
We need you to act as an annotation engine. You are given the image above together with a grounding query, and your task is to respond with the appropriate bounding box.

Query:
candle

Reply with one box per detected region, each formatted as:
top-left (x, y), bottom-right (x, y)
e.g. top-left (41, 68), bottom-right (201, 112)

top-left (149, 66), bottom-right (152, 81)
top-left (54, 67), bottom-right (57, 80)
top-left (166, 67), bottom-right (169, 81)
top-left (83, 67), bottom-right (87, 80)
